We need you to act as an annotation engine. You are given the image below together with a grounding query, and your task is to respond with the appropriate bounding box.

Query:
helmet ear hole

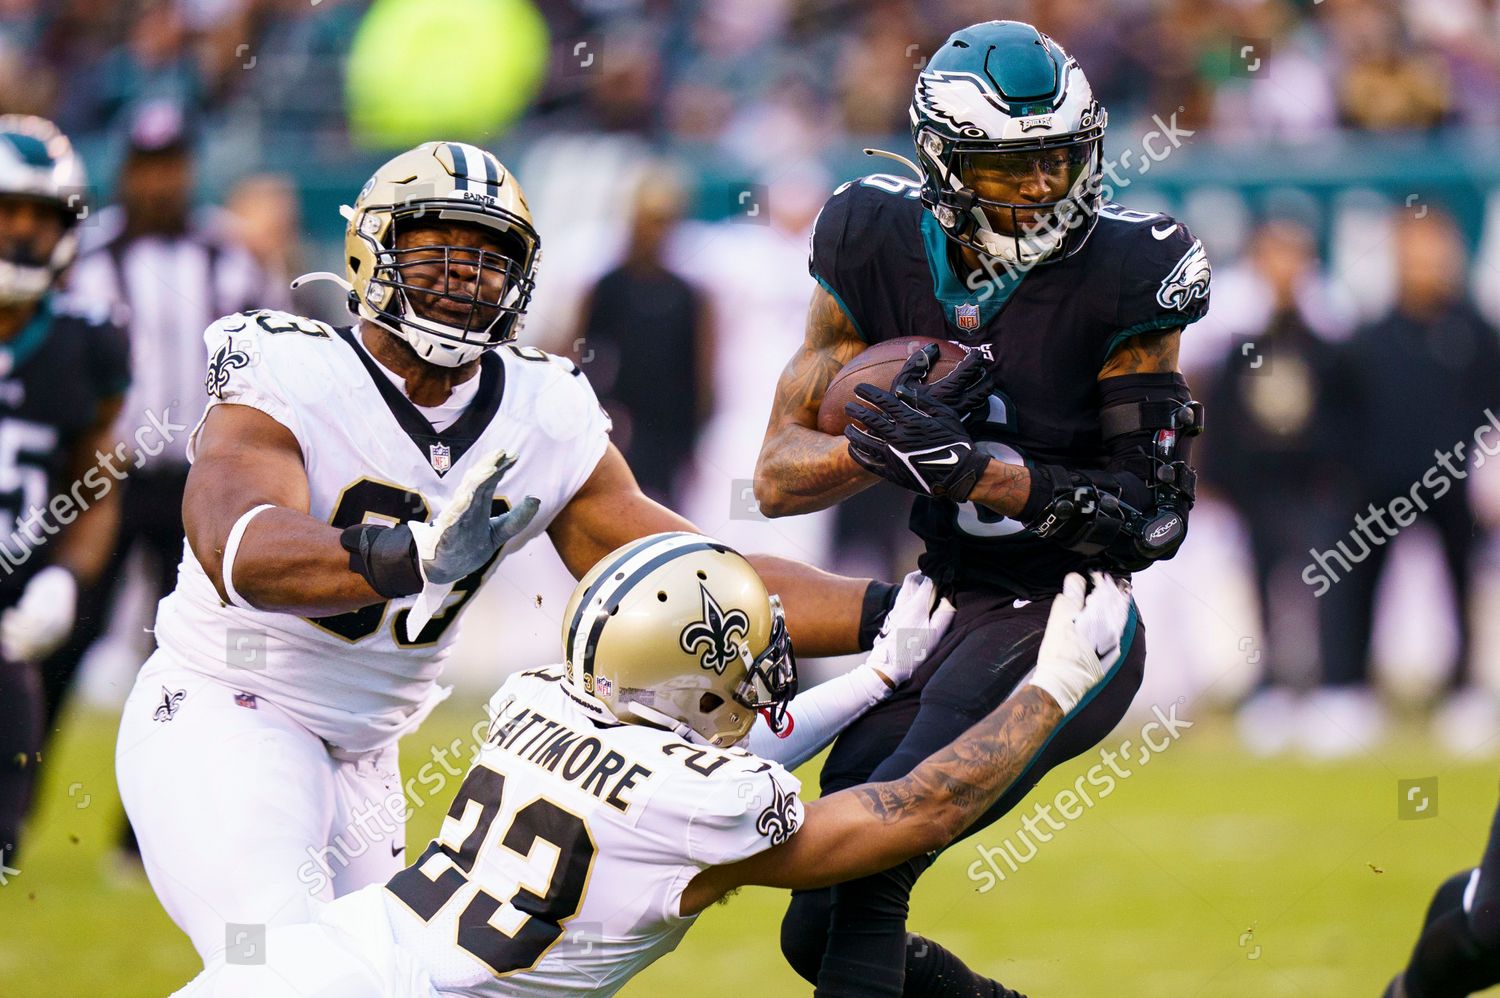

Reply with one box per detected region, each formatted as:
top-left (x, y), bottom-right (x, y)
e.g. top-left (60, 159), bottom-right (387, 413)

top-left (699, 692), bottom-right (724, 713)
top-left (656, 591), bottom-right (668, 602)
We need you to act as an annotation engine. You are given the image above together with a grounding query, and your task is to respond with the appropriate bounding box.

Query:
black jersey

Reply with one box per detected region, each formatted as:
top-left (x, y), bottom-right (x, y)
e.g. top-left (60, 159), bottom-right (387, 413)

top-left (810, 174), bottom-right (1210, 598)
top-left (0, 295), bottom-right (130, 604)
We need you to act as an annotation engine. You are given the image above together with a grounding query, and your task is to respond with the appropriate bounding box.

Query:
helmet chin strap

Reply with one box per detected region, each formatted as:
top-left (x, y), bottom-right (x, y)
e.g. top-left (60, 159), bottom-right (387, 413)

top-left (626, 702), bottom-right (711, 745)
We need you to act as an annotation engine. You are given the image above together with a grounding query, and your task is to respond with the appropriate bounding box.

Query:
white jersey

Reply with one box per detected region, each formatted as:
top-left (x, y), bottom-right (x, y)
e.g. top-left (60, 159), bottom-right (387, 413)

top-left (154, 310), bottom-right (610, 751)
top-left (375, 666), bottom-right (805, 997)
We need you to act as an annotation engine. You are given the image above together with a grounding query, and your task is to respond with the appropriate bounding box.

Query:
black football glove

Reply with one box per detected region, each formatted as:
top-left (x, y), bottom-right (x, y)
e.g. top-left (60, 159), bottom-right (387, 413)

top-left (891, 344), bottom-right (994, 424)
top-left (844, 384), bottom-right (991, 501)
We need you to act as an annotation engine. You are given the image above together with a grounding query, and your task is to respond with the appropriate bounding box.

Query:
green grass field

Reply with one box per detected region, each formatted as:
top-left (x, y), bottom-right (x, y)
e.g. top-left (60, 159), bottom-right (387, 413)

top-left (5, 699), bottom-right (1499, 997)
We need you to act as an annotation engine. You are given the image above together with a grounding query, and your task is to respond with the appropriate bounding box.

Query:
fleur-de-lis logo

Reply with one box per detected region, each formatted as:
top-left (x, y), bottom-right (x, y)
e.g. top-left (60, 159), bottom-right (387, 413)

top-left (755, 778), bottom-right (800, 846)
top-left (679, 583), bottom-right (750, 675)
top-left (153, 686), bottom-right (186, 723)
top-left (204, 338), bottom-right (251, 398)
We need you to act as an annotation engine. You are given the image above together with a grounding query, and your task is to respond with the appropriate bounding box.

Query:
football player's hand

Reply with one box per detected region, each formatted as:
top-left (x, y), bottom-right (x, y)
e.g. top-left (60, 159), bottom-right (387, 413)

top-left (862, 570), bottom-right (955, 689)
top-left (893, 344), bottom-right (994, 423)
top-left (844, 384), bottom-right (991, 500)
top-left (406, 450), bottom-right (540, 640)
top-left (1029, 571), bottom-right (1131, 713)
top-left (2, 565), bottom-right (77, 663)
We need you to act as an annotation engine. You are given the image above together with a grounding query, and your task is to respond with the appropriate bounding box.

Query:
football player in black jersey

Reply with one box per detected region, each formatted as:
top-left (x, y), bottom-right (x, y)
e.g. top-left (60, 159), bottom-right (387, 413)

top-left (754, 21), bottom-right (1209, 998)
top-left (0, 116), bottom-right (130, 873)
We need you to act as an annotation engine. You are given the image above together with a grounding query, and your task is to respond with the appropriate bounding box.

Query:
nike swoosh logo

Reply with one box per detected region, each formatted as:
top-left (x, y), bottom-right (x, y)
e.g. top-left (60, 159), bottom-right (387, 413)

top-left (1151, 223), bottom-right (1178, 240)
top-left (921, 453), bottom-right (961, 466)
top-left (391, 843), bottom-right (404, 858)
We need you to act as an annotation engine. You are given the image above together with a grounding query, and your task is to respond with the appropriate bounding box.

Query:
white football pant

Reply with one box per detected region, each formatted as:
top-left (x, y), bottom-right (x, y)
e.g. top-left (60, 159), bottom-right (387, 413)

top-left (117, 649), bottom-right (408, 962)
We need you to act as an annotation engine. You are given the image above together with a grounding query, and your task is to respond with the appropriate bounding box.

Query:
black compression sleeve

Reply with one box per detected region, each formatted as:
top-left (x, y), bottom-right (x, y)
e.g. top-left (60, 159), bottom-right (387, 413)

top-left (857, 580), bottom-right (900, 652)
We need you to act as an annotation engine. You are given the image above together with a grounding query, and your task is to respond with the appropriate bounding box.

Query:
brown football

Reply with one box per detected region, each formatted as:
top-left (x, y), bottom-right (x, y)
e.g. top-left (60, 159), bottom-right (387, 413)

top-left (816, 336), bottom-right (968, 435)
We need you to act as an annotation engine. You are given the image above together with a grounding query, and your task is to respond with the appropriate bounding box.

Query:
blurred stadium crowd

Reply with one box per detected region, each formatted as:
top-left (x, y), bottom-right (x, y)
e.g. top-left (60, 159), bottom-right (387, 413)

top-left (5, 0), bottom-right (1500, 763)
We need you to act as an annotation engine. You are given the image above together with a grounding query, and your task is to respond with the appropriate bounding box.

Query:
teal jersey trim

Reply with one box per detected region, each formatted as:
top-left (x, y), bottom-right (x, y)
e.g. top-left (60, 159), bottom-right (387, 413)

top-left (3, 295), bottom-right (54, 371)
top-left (920, 212), bottom-right (1025, 332)
top-left (945, 598), bottom-right (1141, 846)
top-left (814, 275), bottom-right (867, 343)
top-left (1101, 315), bottom-right (1196, 364)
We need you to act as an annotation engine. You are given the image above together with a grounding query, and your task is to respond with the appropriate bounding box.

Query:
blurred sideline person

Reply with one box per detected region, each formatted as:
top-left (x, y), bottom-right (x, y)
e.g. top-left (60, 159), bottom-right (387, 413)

top-left (46, 101), bottom-right (273, 736)
top-left (755, 22), bottom-right (1201, 996)
top-left (45, 100), bottom-right (274, 863)
top-left (1317, 207), bottom-right (1500, 757)
top-left (677, 163), bottom-right (844, 567)
top-left (574, 168), bottom-right (710, 506)
top-left (0, 116), bottom-right (129, 871)
top-left (115, 141), bottom-right (907, 966)
top-left (1203, 220), bottom-right (1363, 757)
top-left (175, 535), bottom-right (1132, 998)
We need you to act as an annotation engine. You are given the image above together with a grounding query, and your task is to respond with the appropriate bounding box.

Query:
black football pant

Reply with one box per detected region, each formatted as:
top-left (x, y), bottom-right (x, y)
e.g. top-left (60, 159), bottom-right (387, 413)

top-left (35, 468), bottom-right (186, 856)
top-left (0, 653), bottom-right (42, 872)
top-left (781, 587), bottom-right (1147, 997)
top-left (1388, 792), bottom-right (1500, 997)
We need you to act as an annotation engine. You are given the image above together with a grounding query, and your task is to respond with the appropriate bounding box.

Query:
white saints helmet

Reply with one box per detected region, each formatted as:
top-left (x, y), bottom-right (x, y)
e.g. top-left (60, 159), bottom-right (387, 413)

top-left (299, 141), bottom-right (541, 368)
top-left (560, 533), bottom-right (797, 748)
top-left (0, 115), bottom-right (87, 305)
top-left (905, 20), bottom-right (1107, 268)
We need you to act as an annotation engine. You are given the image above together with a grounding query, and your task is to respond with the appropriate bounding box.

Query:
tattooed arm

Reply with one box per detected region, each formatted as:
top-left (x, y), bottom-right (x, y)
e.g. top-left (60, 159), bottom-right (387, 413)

top-left (963, 328), bottom-right (1186, 519)
top-left (753, 285), bottom-right (875, 517)
top-left (677, 571), bottom-right (1128, 915)
top-left (677, 687), bottom-right (1062, 913)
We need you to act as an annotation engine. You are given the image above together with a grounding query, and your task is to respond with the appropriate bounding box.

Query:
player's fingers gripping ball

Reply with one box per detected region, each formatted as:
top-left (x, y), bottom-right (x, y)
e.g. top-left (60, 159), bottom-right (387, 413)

top-left (843, 383), bottom-right (990, 500)
top-left (893, 343), bottom-right (994, 423)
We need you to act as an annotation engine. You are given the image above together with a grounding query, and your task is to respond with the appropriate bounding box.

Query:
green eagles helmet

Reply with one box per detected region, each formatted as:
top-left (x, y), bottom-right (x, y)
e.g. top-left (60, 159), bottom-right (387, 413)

top-left (909, 20), bottom-right (1107, 268)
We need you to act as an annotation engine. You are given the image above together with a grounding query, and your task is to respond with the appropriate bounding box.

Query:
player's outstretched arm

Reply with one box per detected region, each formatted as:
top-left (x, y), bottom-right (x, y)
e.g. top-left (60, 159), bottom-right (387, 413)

top-left (753, 284), bottom-right (876, 517)
top-left (548, 442), bottom-right (889, 657)
top-left (185, 403), bottom-right (387, 615)
top-left (680, 572), bottom-right (1130, 914)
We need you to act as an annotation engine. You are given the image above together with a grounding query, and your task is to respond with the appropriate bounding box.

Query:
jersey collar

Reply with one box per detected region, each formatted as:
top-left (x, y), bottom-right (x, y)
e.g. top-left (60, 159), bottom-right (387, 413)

top-left (920, 212), bottom-right (1025, 335)
top-left (337, 325), bottom-right (505, 477)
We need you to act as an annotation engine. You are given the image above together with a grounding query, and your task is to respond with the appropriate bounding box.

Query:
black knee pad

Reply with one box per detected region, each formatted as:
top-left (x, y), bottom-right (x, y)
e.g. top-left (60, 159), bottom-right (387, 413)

top-left (781, 889), bottom-right (831, 983)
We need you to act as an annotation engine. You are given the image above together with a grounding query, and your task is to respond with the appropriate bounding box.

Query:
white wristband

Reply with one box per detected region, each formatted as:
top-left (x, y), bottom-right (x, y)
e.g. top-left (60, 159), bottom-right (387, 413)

top-left (222, 504), bottom-right (276, 610)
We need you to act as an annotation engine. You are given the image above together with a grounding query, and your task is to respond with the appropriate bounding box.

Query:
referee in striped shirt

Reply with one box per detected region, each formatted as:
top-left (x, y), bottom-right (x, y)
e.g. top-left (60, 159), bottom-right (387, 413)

top-left (46, 103), bottom-right (278, 857)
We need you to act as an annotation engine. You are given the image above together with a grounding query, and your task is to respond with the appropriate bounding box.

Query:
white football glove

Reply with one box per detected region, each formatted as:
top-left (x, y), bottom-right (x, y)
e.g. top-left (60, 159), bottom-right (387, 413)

top-left (405, 450), bottom-right (540, 640)
top-left (863, 570), bottom-right (956, 688)
top-left (2, 565), bottom-right (77, 663)
top-left (1028, 571), bottom-right (1132, 713)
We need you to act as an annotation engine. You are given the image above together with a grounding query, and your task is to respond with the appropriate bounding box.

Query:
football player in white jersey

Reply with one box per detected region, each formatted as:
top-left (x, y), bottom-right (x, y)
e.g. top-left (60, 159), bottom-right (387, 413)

top-left (115, 143), bottom-right (915, 964)
top-left (174, 533), bottom-right (1131, 997)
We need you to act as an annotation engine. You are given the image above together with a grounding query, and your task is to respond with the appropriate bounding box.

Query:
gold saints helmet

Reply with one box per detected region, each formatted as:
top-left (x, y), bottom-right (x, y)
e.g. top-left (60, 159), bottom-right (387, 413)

top-left (297, 141), bottom-right (540, 368)
top-left (561, 532), bottom-right (797, 748)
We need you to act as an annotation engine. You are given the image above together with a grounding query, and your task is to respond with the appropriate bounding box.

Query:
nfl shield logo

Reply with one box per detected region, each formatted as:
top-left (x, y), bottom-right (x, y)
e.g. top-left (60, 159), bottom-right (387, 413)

top-left (429, 443), bottom-right (452, 473)
top-left (955, 303), bottom-right (980, 331)
top-left (595, 676), bottom-right (612, 698)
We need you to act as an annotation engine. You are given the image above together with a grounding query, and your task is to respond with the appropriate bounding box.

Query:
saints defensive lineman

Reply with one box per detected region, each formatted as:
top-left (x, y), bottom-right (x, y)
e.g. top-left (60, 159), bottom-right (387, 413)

top-left (116, 142), bottom-right (901, 962)
top-left (755, 21), bottom-right (1208, 997)
top-left (175, 533), bottom-right (1132, 997)
top-left (0, 116), bottom-right (129, 871)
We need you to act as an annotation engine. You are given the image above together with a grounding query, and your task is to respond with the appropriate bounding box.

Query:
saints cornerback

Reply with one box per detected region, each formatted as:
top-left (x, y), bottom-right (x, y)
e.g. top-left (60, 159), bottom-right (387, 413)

top-left (0, 115), bottom-right (128, 871)
top-left (118, 140), bottom-right (916, 969)
top-left (174, 534), bottom-right (1134, 997)
top-left (755, 20), bottom-right (1206, 997)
